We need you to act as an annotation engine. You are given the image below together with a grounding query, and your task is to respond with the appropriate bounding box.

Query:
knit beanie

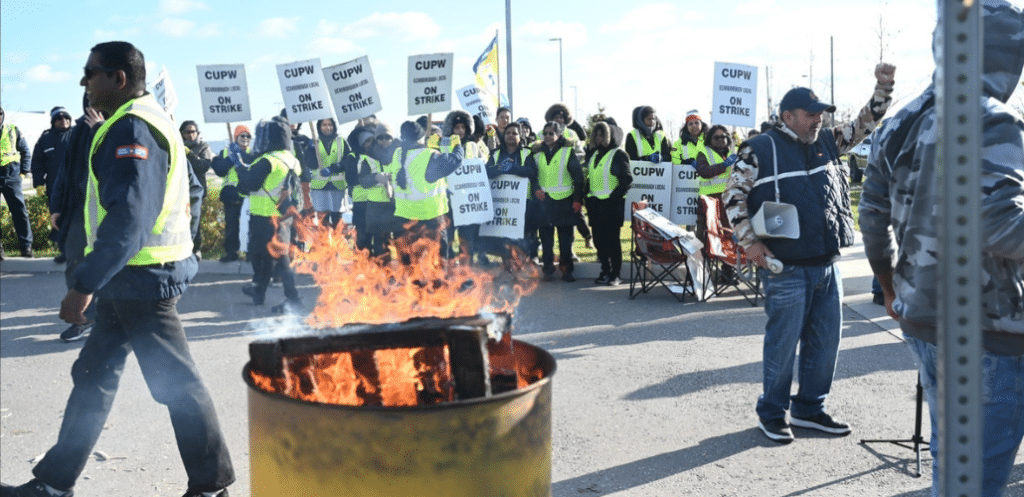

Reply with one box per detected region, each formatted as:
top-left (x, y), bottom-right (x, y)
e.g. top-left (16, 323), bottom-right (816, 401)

top-left (401, 120), bottom-right (424, 143)
top-left (233, 125), bottom-right (251, 140)
top-left (685, 110), bottom-right (702, 123)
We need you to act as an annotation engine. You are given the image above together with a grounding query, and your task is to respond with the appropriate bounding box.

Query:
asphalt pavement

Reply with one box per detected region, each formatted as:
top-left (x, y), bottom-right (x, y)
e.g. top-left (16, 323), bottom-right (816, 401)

top-left (2, 236), bottom-right (1022, 496)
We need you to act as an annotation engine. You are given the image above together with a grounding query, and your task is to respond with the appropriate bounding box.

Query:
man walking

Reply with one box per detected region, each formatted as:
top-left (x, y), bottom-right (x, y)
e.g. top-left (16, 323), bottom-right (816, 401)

top-left (0, 41), bottom-right (234, 497)
top-left (723, 62), bottom-right (896, 444)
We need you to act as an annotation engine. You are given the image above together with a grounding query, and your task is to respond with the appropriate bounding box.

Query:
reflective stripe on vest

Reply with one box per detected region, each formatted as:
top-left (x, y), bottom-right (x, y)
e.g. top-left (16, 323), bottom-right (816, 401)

top-left (352, 155), bottom-right (390, 203)
top-left (587, 150), bottom-right (619, 199)
top-left (393, 148), bottom-right (448, 220)
top-left (698, 146), bottom-right (730, 196)
top-left (84, 94), bottom-right (192, 265)
top-left (219, 148), bottom-right (242, 188)
top-left (536, 147), bottom-right (573, 200)
top-left (629, 129), bottom-right (665, 158)
top-left (310, 137), bottom-right (347, 190)
top-left (1, 125), bottom-right (21, 165)
top-left (249, 150), bottom-right (301, 217)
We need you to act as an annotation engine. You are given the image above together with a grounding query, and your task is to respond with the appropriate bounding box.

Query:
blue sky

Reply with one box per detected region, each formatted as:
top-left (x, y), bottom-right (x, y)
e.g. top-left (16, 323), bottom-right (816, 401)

top-left (2, 0), bottom-right (941, 142)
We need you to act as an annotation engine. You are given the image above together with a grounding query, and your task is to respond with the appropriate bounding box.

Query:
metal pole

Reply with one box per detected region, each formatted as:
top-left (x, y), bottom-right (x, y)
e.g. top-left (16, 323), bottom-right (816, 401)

top-left (494, 28), bottom-right (501, 110)
top-left (505, 0), bottom-right (513, 111)
top-left (549, 38), bottom-right (562, 102)
top-left (830, 36), bottom-right (835, 127)
top-left (937, 0), bottom-right (983, 495)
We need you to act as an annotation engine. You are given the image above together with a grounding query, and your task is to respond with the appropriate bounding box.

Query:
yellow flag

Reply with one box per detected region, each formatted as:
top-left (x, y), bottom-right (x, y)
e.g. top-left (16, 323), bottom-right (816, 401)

top-left (472, 35), bottom-right (500, 108)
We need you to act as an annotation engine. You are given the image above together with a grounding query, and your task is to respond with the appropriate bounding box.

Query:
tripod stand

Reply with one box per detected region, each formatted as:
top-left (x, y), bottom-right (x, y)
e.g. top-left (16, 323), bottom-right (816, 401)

top-left (860, 373), bottom-right (931, 477)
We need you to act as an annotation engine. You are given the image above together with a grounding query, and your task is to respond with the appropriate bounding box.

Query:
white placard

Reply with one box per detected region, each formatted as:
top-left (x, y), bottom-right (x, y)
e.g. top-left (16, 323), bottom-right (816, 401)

top-left (276, 59), bottom-right (333, 123)
top-left (196, 64), bottom-right (250, 123)
top-left (711, 62), bottom-right (758, 128)
top-left (624, 160), bottom-right (673, 219)
top-left (152, 66), bottom-right (178, 115)
top-left (670, 163), bottom-right (700, 225)
top-left (448, 158), bottom-right (492, 226)
top-left (456, 84), bottom-right (493, 126)
top-left (408, 53), bottom-right (454, 115)
top-left (479, 174), bottom-right (527, 239)
top-left (323, 56), bottom-right (382, 124)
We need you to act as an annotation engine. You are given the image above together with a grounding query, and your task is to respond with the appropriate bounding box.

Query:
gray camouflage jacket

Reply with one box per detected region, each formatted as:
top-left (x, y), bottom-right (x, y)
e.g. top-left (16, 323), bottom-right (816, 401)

top-left (859, 0), bottom-right (1024, 346)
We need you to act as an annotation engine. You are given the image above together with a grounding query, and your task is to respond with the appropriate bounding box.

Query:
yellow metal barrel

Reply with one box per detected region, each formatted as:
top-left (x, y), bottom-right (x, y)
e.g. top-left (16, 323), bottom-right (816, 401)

top-left (245, 339), bottom-right (554, 497)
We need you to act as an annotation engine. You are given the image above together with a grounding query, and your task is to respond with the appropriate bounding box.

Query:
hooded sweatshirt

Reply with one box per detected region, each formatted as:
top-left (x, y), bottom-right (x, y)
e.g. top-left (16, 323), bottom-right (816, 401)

top-left (859, 0), bottom-right (1024, 351)
top-left (584, 121), bottom-right (633, 224)
top-left (625, 106), bottom-right (671, 161)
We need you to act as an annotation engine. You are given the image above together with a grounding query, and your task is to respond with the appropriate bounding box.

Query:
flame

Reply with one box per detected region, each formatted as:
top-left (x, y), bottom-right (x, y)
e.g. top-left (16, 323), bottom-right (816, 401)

top-left (251, 213), bottom-right (542, 407)
top-left (288, 215), bottom-right (538, 328)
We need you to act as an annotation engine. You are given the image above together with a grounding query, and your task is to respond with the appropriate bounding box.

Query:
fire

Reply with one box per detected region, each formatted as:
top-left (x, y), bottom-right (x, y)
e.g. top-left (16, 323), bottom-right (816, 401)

top-left (251, 214), bottom-right (542, 407)
top-left (289, 215), bottom-right (537, 329)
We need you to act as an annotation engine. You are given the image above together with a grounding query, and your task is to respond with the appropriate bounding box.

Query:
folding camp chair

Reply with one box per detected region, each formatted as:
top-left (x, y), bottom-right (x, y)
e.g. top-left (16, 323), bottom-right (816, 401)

top-left (698, 195), bottom-right (763, 306)
top-left (628, 202), bottom-right (700, 303)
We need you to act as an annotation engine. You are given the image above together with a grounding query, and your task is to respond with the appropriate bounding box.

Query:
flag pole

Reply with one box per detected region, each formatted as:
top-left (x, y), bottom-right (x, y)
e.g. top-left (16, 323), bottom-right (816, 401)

top-left (505, 0), bottom-right (513, 111)
top-left (495, 29), bottom-right (501, 110)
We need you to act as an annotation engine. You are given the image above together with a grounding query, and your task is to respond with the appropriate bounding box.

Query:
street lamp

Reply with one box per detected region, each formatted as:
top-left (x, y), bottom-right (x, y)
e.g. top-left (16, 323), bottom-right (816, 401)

top-left (549, 37), bottom-right (563, 102)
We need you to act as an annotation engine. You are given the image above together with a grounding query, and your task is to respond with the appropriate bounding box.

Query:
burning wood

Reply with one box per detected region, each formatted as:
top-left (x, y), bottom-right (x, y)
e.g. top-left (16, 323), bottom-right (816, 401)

top-left (248, 314), bottom-right (521, 406)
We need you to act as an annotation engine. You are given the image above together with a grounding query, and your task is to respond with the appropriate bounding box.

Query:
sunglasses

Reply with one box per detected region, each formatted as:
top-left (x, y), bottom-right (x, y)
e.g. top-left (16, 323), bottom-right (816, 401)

top-left (238, 134), bottom-right (252, 139)
top-left (83, 65), bottom-right (117, 79)
top-left (376, 135), bottom-right (393, 142)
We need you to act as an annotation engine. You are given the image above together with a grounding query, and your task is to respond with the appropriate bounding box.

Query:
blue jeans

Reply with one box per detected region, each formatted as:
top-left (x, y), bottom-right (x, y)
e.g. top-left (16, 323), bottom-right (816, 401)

top-left (903, 335), bottom-right (1024, 497)
top-left (756, 263), bottom-right (843, 421)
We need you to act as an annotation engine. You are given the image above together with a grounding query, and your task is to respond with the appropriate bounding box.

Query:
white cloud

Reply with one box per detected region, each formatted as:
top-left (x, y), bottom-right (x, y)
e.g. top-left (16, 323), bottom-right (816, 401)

top-left (600, 4), bottom-right (681, 33)
top-left (518, 21), bottom-right (588, 49)
top-left (316, 20), bottom-right (339, 37)
top-left (25, 65), bottom-right (71, 83)
top-left (345, 12), bottom-right (440, 41)
top-left (158, 18), bottom-right (195, 37)
top-left (93, 29), bottom-right (118, 39)
top-left (306, 37), bottom-right (360, 56)
top-left (159, 0), bottom-right (208, 14)
top-left (195, 23), bottom-right (220, 37)
top-left (257, 17), bottom-right (299, 38)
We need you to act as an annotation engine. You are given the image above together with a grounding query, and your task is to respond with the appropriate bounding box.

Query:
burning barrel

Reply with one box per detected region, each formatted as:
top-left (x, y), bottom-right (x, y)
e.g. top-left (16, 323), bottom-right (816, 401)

top-left (244, 314), bottom-right (555, 496)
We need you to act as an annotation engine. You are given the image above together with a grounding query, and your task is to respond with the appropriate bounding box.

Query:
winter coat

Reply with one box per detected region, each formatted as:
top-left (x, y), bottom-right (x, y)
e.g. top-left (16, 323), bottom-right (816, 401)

top-left (859, 0), bottom-right (1024, 348)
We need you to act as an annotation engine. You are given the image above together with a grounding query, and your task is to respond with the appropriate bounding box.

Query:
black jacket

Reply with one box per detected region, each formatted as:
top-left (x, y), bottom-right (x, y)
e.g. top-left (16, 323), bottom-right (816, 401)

top-left (73, 110), bottom-right (198, 300)
top-left (49, 115), bottom-right (97, 247)
top-left (31, 126), bottom-right (73, 192)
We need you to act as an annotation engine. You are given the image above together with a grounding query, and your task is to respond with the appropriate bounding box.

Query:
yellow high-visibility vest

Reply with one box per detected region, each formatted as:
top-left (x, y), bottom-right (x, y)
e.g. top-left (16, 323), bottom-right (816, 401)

top-left (84, 94), bottom-right (192, 265)
top-left (393, 147), bottom-right (448, 220)
top-left (587, 150), bottom-right (619, 199)
top-left (249, 150), bottom-right (301, 217)
top-left (536, 147), bottom-right (574, 200)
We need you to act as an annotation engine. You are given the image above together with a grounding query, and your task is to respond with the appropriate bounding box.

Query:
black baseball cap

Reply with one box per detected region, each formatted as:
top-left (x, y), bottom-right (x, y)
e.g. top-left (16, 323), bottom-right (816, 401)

top-left (779, 87), bottom-right (836, 114)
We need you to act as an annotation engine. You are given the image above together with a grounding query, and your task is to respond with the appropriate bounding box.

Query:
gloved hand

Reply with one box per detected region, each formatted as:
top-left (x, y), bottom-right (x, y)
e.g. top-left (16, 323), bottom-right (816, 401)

top-left (572, 201), bottom-right (582, 213)
top-left (396, 168), bottom-right (407, 189)
top-left (319, 167), bottom-right (333, 177)
top-left (650, 152), bottom-right (661, 163)
top-left (427, 134), bottom-right (441, 150)
top-left (486, 124), bottom-right (497, 137)
top-left (534, 189), bottom-right (546, 201)
top-left (449, 134), bottom-right (461, 147)
top-left (228, 141), bottom-right (243, 156)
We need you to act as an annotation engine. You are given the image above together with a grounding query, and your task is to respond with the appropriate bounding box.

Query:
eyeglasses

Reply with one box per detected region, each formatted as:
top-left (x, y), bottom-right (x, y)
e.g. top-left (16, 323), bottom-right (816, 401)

top-left (83, 65), bottom-right (117, 79)
top-left (238, 134), bottom-right (251, 139)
